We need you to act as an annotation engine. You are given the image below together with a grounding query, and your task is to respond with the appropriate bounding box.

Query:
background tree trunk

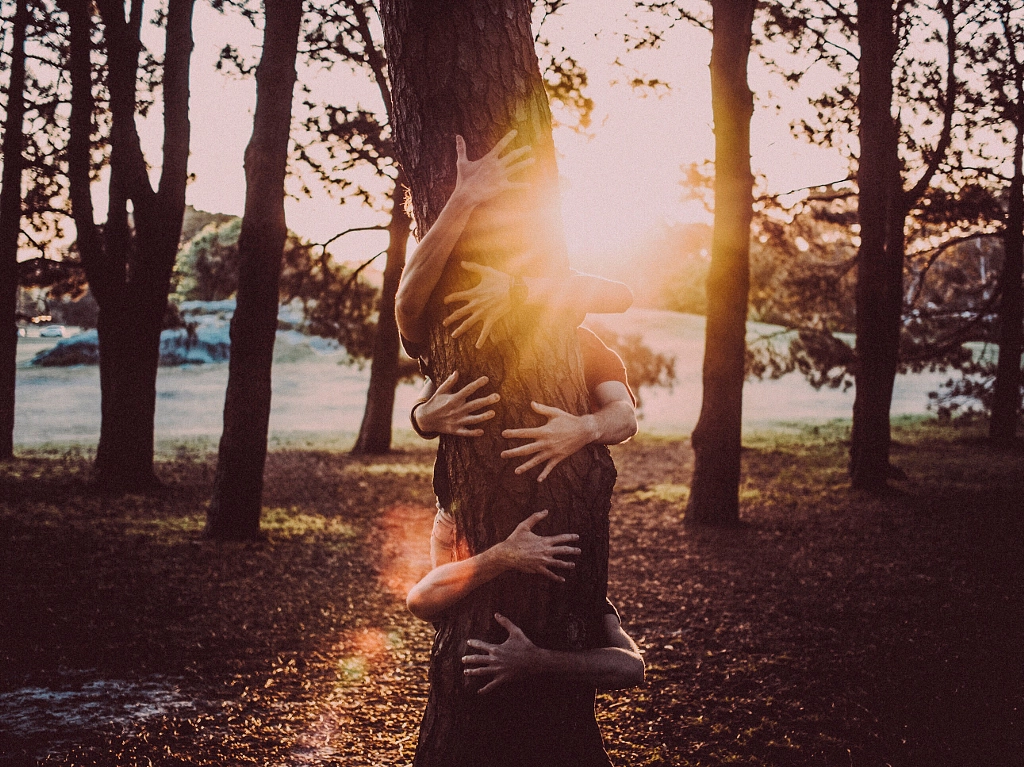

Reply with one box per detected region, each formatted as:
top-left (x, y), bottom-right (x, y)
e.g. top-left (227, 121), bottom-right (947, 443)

top-left (63, 0), bottom-right (195, 491)
top-left (207, 0), bottom-right (303, 540)
top-left (850, 0), bottom-right (903, 489)
top-left (381, 1), bottom-right (617, 764)
top-left (352, 175), bottom-right (411, 454)
top-left (990, 116), bottom-right (1024, 444)
top-left (684, 0), bottom-right (755, 527)
top-left (0, 0), bottom-right (29, 461)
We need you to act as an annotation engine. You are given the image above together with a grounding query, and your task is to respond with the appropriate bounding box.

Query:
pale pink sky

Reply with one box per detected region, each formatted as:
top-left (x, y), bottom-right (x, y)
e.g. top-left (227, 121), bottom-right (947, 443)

top-left (143, 1), bottom-right (850, 274)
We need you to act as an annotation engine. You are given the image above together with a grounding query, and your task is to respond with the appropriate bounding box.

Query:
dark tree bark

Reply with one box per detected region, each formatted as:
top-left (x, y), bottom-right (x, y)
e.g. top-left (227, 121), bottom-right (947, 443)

top-left (0, 0), bottom-right (30, 461)
top-left (352, 175), bottom-right (412, 454)
top-left (381, 1), bottom-right (617, 764)
top-left (63, 0), bottom-right (195, 491)
top-left (207, 0), bottom-right (303, 541)
top-left (850, 0), bottom-right (903, 489)
top-left (684, 0), bottom-right (755, 527)
top-left (850, 0), bottom-right (957, 486)
top-left (991, 106), bottom-right (1024, 444)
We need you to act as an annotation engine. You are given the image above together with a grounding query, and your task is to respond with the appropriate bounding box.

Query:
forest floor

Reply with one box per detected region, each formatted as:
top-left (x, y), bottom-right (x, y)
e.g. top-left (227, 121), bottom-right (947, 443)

top-left (0, 418), bottom-right (1021, 767)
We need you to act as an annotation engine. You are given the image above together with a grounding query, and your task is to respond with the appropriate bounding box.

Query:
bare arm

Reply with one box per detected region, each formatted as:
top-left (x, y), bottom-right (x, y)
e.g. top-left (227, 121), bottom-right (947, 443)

top-left (395, 130), bottom-right (533, 345)
top-left (463, 612), bottom-right (645, 693)
top-left (406, 510), bottom-right (580, 622)
top-left (500, 381), bottom-right (638, 482)
top-left (522, 271), bottom-right (633, 316)
top-left (443, 267), bottom-right (634, 348)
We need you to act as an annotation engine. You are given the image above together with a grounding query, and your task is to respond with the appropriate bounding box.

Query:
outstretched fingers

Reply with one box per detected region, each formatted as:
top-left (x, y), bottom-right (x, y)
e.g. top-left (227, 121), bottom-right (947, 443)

top-left (435, 370), bottom-right (459, 394)
top-left (486, 129), bottom-right (518, 158)
top-left (515, 509), bottom-right (549, 533)
top-left (513, 453), bottom-right (549, 475)
top-left (443, 301), bottom-right (477, 325)
top-left (500, 440), bottom-right (544, 459)
top-left (475, 317), bottom-right (498, 349)
top-left (536, 457), bottom-right (565, 483)
top-left (493, 612), bottom-right (524, 638)
top-left (453, 374), bottom-right (490, 401)
top-left (500, 145), bottom-right (532, 166)
top-left (531, 401), bottom-right (565, 418)
top-left (503, 156), bottom-right (535, 178)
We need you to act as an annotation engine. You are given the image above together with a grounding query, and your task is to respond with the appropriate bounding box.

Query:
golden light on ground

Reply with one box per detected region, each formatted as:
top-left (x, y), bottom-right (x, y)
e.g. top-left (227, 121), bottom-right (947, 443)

top-left (376, 502), bottom-right (435, 599)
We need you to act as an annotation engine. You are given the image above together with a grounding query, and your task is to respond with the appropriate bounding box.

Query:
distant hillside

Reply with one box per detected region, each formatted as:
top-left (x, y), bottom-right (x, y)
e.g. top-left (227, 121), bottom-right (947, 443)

top-left (180, 205), bottom-right (238, 245)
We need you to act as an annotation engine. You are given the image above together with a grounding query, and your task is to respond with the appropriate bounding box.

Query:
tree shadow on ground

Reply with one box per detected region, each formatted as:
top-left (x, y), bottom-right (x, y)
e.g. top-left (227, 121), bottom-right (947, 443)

top-left (1, 424), bottom-right (1021, 766)
top-left (606, 425), bottom-right (1023, 766)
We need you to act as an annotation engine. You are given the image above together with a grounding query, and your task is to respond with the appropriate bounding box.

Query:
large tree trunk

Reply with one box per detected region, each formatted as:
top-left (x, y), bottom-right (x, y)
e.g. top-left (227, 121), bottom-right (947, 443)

top-left (850, 0), bottom-right (903, 489)
top-left (381, 1), bottom-right (617, 765)
top-left (64, 0), bottom-right (195, 491)
top-left (352, 175), bottom-right (412, 454)
top-left (684, 0), bottom-right (755, 527)
top-left (0, 0), bottom-right (29, 461)
top-left (207, 0), bottom-right (302, 540)
top-left (991, 117), bottom-right (1024, 445)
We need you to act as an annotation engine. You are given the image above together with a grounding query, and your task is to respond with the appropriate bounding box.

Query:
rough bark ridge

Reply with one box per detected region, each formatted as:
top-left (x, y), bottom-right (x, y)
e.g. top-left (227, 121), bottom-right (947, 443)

top-left (685, 0), bottom-right (755, 527)
top-left (381, 1), bottom-right (617, 764)
top-left (991, 121), bottom-right (1024, 444)
top-left (207, 0), bottom-right (303, 540)
top-left (63, 0), bottom-right (195, 491)
top-left (353, 176), bottom-right (412, 454)
top-left (0, 0), bottom-right (29, 460)
top-left (850, 0), bottom-right (903, 489)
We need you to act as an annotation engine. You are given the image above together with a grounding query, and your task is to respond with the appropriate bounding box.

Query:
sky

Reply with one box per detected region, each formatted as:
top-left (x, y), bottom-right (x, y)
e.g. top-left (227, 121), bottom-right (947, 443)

top-left (141, 1), bottom-right (851, 276)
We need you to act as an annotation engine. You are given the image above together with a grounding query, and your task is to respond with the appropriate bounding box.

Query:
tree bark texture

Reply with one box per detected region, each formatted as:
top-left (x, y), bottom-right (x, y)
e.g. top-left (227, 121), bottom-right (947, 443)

top-left (684, 0), bottom-right (755, 527)
top-left (207, 0), bottom-right (302, 540)
top-left (63, 0), bottom-right (195, 491)
top-left (850, 0), bottom-right (903, 489)
top-left (353, 175), bottom-right (412, 454)
top-left (991, 115), bottom-right (1024, 444)
top-left (381, 1), bottom-right (617, 764)
top-left (0, 0), bottom-right (30, 460)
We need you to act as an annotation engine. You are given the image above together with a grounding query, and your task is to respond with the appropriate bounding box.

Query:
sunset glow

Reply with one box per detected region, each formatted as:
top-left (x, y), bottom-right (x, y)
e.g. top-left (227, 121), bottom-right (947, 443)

top-left (167, 0), bottom-right (849, 280)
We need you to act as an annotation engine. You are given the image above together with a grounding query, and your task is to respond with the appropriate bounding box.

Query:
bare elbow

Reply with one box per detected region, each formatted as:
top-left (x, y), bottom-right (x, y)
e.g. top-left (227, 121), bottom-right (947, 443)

top-left (598, 651), bottom-right (646, 691)
top-left (615, 403), bottom-right (639, 444)
top-left (394, 289), bottom-right (413, 339)
top-left (406, 586), bottom-right (437, 622)
top-left (619, 650), bottom-right (646, 689)
top-left (623, 407), bottom-right (639, 440)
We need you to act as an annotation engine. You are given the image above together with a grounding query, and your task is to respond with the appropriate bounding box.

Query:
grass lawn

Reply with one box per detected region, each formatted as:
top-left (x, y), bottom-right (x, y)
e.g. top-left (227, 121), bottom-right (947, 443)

top-left (0, 420), bottom-right (1021, 766)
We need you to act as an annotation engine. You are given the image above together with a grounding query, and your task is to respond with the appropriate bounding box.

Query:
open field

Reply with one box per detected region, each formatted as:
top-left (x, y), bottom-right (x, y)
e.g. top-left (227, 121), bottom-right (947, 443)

top-left (13, 309), bottom-right (967, 445)
top-left (1, 420), bottom-right (1021, 766)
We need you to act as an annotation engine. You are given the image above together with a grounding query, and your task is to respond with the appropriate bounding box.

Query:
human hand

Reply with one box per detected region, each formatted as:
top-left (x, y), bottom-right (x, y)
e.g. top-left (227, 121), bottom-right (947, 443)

top-left (501, 402), bottom-right (598, 482)
top-left (414, 371), bottom-right (499, 437)
top-left (453, 129), bottom-right (534, 208)
top-left (493, 509), bottom-right (579, 582)
top-left (442, 262), bottom-right (514, 349)
top-left (463, 613), bottom-right (542, 694)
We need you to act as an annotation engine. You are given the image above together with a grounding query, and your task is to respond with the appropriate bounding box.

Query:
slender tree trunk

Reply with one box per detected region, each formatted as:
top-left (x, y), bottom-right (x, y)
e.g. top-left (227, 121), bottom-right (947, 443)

top-left (64, 0), bottom-right (195, 491)
top-left (684, 0), bottom-right (755, 527)
top-left (0, 0), bottom-right (29, 461)
top-left (991, 117), bottom-right (1024, 444)
top-left (850, 0), bottom-right (903, 489)
top-left (382, 1), bottom-right (617, 764)
top-left (352, 175), bottom-right (412, 454)
top-left (207, 0), bottom-right (302, 540)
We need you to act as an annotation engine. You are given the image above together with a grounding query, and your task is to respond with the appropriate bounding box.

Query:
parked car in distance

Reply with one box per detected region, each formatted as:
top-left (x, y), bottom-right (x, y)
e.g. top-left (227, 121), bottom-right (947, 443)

top-left (39, 325), bottom-right (67, 338)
